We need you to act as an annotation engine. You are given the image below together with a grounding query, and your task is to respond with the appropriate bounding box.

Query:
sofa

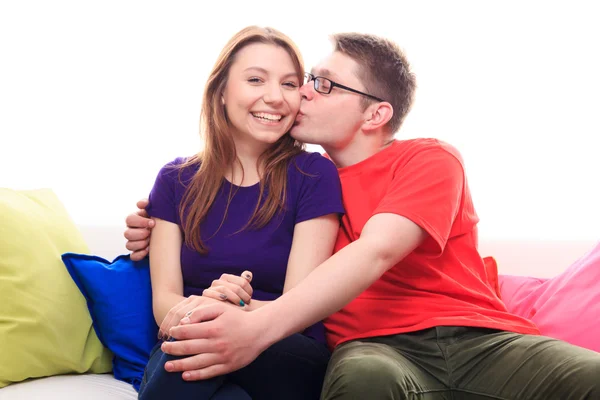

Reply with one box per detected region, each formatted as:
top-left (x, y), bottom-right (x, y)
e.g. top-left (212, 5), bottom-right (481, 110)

top-left (1, 189), bottom-right (598, 399)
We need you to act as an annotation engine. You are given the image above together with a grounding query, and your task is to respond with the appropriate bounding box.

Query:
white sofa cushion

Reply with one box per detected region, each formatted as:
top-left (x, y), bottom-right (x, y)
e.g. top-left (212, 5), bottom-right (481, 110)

top-left (0, 374), bottom-right (137, 399)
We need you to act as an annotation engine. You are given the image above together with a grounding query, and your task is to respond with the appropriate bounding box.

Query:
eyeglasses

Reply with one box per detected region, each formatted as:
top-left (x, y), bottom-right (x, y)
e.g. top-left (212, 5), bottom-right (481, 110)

top-left (304, 72), bottom-right (385, 102)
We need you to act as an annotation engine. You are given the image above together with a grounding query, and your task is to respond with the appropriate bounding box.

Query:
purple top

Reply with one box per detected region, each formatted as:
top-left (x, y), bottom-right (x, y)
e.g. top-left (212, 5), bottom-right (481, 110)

top-left (146, 151), bottom-right (344, 344)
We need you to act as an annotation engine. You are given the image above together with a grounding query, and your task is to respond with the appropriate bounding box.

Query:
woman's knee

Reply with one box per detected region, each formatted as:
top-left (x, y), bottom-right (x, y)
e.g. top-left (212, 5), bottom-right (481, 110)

top-left (138, 348), bottom-right (225, 400)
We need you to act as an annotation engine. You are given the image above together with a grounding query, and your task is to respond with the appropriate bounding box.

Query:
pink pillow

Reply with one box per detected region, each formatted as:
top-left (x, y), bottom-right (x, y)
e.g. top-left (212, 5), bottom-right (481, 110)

top-left (498, 275), bottom-right (548, 317)
top-left (499, 242), bottom-right (600, 352)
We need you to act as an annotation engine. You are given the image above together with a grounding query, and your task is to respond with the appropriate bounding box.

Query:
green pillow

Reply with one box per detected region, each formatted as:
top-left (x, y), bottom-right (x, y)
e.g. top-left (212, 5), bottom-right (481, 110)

top-left (0, 188), bottom-right (112, 387)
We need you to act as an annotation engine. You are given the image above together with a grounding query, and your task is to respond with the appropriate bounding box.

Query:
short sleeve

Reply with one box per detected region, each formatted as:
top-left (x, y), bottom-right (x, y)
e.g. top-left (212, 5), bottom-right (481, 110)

top-left (295, 154), bottom-right (345, 224)
top-left (146, 159), bottom-right (185, 224)
top-left (374, 148), bottom-right (464, 253)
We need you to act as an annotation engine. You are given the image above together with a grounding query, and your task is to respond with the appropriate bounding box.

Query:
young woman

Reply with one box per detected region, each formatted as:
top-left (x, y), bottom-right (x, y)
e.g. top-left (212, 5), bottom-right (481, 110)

top-left (137, 26), bottom-right (344, 400)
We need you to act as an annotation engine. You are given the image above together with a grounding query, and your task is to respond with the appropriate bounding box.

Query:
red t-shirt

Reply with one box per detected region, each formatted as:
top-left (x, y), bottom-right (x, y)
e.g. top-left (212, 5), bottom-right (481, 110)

top-left (324, 138), bottom-right (540, 349)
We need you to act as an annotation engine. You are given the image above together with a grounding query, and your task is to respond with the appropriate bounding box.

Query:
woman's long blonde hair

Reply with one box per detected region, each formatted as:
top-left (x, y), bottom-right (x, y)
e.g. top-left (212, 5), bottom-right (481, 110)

top-left (180, 26), bottom-right (305, 254)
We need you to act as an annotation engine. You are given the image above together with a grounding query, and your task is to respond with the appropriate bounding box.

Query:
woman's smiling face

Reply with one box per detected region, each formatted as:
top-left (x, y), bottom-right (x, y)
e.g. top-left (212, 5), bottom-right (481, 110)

top-left (222, 43), bottom-right (301, 149)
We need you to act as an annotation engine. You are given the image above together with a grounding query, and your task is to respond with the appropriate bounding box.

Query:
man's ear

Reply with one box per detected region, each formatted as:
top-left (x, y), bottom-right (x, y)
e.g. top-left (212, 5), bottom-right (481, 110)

top-left (362, 102), bottom-right (393, 132)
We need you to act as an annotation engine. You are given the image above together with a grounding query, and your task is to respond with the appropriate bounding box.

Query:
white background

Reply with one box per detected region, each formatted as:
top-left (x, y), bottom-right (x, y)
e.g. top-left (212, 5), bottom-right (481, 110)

top-left (1, 0), bottom-right (598, 240)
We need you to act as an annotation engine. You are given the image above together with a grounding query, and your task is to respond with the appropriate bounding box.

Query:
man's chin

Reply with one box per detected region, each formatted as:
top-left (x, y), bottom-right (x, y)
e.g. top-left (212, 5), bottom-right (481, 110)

top-left (290, 127), bottom-right (302, 141)
top-left (291, 127), bottom-right (318, 145)
top-left (290, 125), bottom-right (300, 138)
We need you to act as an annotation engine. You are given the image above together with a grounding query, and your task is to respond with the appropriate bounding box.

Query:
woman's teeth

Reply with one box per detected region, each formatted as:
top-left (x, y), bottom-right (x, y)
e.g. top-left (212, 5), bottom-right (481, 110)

top-left (251, 112), bottom-right (283, 122)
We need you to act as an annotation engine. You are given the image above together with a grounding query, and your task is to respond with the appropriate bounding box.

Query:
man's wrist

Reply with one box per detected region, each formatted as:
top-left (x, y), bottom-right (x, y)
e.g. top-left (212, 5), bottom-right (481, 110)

top-left (252, 305), bottom-right (284, 352)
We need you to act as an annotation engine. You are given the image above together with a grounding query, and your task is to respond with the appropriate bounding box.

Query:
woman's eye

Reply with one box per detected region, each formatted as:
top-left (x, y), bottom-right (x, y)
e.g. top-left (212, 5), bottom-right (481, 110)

top-left (283, 82), bottom-right (299, 88)
top-left (247, 77), bottom-right (262, 83)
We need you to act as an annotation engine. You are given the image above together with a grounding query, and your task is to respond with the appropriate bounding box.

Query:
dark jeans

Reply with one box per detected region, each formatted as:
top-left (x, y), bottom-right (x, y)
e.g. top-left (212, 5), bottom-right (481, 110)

top-left (138, 333), bottom-right (330, 400)
top-left (322, 326), bottom-right (600, 400)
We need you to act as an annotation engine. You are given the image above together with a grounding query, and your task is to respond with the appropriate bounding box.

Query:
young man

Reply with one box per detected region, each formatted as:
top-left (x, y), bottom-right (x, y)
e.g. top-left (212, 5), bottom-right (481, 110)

top-left (125, 33), bottom-right (600, 399)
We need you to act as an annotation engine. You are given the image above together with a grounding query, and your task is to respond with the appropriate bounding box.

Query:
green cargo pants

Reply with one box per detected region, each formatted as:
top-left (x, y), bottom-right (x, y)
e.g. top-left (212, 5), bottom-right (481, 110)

top-left (322, 327), bottom-right (600, 400)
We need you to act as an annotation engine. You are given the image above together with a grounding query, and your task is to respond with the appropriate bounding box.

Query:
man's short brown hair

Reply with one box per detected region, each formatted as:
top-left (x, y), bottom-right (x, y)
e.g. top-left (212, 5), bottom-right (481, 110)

top-left (331, 33), bottom-right (416, 134)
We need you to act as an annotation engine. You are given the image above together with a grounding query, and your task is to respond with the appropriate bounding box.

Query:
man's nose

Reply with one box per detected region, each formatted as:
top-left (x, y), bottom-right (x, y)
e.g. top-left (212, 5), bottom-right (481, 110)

top-left (299, 82), bottom-right (314, 100)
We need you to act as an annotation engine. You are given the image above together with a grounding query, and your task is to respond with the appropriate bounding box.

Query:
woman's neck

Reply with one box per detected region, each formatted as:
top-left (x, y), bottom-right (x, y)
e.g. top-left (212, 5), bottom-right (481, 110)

top-left (226, 139), bottom-right (265, 187)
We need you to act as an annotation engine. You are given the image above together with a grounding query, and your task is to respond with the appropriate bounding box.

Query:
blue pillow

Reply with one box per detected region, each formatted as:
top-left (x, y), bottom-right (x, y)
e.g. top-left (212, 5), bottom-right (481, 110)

top-left (61, 253), bottom-right (158, 391)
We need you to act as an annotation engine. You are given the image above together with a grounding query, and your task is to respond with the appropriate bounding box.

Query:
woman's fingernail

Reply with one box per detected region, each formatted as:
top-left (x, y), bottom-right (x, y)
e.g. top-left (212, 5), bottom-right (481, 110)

top-left (180, 317), bottom-right (190, 324)
top-left (239, 299), bottom-right (245, 307)
top-left (244, 274), bottom-right (251, 280)
top-left (165, 362), bottom-right (173, 371)
top-left (183, 372), bottom-right (191, 380)
top-left (219, 293), bottom-right (227, 300)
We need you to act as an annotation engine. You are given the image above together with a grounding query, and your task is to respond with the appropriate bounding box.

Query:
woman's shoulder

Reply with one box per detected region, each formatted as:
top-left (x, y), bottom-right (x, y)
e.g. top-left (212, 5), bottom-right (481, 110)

top-left (158, 156), bottom-right (199, 174)
top-left (154, 156), bottom-right (200, 187)
top-left (286, 151), bottom-right (344, 216)
top-left (289, 151), bottom-right (337, 176)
